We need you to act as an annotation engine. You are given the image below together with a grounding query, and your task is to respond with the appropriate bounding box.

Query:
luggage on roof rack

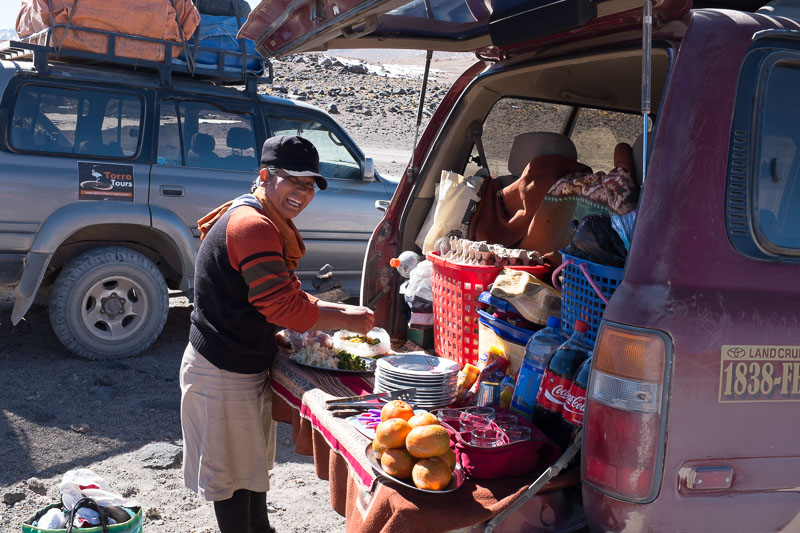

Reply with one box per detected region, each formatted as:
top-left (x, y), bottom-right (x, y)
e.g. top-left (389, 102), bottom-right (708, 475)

top-left (6, 0), bottom-right (272, 88)
top-left (16, 0), bottom-right (200, 63)
top-left (175, 14), bottom-right (266, 76)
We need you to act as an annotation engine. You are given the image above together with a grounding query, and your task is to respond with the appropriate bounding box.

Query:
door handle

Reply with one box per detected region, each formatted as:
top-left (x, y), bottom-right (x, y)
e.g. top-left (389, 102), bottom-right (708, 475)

top-left (160, 185), bottom-right (184, 197)
top-left (375, 200), bottom-right (390, 213)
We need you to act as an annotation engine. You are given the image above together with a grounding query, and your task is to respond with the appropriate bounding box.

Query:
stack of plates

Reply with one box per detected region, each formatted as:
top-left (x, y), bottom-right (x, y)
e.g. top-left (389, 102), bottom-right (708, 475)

top-left (374, 353), bottom-right (461, 409)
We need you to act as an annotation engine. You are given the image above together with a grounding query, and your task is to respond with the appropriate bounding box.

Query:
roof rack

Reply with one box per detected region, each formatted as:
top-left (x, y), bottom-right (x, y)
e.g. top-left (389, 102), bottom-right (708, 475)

top-left (0, 23), bottom-right (273, 93)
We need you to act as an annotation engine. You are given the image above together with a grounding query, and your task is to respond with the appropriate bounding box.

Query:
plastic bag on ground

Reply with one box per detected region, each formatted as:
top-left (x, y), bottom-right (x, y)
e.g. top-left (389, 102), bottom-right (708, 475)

top-left (59, 469), bottom-right (137, 510)
top-left (37, 507), bottom-right (66, 529)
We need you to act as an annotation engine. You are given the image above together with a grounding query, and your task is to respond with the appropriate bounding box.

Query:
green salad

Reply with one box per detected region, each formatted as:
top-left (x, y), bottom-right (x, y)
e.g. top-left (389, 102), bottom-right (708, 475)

top-left (336, 350), bottom-right (370, 371)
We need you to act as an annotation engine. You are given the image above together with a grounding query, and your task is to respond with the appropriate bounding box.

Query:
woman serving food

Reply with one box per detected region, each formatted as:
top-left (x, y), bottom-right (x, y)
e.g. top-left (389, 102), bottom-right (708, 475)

top-left (180, 135), bottom-right (374, 533)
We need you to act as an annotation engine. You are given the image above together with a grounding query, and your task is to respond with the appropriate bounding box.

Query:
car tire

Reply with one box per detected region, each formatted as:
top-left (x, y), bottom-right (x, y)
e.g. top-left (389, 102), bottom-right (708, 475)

top-left (49, 246), bottom-right (169, 360)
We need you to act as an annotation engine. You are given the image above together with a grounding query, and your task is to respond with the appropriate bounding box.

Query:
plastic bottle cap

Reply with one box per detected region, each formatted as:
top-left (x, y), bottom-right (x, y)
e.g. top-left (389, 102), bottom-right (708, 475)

top-left (546, 316), bottom-right (561, 329)
top-left (574, 320), bottom-right (589, 333)
top-left (389, 258), bottom-right (400, 268)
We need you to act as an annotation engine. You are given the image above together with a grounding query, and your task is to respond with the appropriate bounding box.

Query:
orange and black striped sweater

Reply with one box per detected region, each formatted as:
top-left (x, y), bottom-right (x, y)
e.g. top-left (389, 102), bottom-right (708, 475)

top-left (189, 204), bottom-right (319, 373)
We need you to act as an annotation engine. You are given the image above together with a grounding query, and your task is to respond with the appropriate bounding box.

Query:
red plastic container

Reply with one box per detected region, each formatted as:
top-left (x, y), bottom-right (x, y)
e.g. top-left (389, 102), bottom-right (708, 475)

top-left (432, 408), bottom-right (561, 479)
top-left (428, 252), bottom-right (550, 368)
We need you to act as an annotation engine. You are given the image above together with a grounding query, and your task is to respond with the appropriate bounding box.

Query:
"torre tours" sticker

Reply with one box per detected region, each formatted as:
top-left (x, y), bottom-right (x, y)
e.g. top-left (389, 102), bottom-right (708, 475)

top-left (78, 162), bottom-right (134, 202)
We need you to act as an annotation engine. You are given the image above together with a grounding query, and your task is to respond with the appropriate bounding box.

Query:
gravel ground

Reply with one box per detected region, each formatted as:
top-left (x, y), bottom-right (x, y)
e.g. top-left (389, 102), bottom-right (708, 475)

top-left (0, 51), bottom-right (471, 533)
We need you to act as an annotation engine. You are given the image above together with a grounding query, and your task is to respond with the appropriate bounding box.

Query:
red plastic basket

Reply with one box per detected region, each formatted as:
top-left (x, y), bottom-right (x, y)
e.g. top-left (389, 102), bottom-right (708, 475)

top-left (428, 252), bottom-right (550, 368)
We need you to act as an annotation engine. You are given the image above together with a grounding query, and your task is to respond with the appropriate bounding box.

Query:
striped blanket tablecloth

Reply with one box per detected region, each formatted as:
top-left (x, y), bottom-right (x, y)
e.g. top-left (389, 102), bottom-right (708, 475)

top-left (270, 348), bottom-right (584, 533)
top-left (270, 349), bottom-right (378, 491)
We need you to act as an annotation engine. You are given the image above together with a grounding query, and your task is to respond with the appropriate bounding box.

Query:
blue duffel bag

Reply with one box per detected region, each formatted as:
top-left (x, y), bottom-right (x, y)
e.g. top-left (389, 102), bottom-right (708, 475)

top-left (178, 14), bottom-right (264, 75)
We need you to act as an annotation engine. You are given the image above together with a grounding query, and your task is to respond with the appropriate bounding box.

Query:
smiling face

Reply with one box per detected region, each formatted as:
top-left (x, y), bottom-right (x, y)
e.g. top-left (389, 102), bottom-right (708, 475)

top-left (260, 167), bottom-right (316, 219)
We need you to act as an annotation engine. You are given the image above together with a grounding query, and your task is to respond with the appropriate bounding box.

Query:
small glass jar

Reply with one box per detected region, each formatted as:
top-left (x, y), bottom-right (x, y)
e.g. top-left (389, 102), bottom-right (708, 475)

top-left (471, 428), bottom-right (503, 447)
top-left (493, 412), bottom-right (519, 430)
top-left (464, 406), bottom-right (496, 420)
top-left (461, 415), bottom-right (492, 432)
top-left (503, 424), bottom-right (532, 443)
top-left (436, 409), bottom-right (465, 430)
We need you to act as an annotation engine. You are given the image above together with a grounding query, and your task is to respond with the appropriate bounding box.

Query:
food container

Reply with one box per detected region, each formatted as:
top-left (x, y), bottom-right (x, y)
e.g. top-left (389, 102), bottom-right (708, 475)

top-left (435, 408), bottom-right (561, 480)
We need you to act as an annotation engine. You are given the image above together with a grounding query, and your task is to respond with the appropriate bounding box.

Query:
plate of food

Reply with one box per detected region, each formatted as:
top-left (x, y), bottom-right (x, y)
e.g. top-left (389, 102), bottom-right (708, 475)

top-left (280, 329), bottom-right (377, 372)
top-left (365, 442), bottom-right (465, 494)
top-left (289, 344), bottom-right (376, 373)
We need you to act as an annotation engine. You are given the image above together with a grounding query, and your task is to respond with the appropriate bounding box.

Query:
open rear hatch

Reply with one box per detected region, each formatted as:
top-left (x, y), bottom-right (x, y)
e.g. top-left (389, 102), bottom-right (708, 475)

top-left (239, 0), bottom-right (691, 59)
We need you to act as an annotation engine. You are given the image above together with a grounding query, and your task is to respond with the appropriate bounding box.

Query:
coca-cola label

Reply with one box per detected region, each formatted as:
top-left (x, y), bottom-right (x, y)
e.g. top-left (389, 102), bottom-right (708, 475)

top-left (562, 384), bottom-right (587, 426)
top-left (535, 371), bottom-right (571, 414)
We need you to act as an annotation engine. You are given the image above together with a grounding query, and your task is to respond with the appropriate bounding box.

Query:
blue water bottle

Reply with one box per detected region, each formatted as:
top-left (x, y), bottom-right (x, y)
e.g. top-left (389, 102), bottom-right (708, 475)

top-left (510, 316), bottom-right (565, 419)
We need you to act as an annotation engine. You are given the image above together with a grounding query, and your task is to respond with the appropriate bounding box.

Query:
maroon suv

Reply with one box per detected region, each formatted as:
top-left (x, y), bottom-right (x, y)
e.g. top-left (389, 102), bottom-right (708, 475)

top-left (242, 1), bottom-right (800, 531)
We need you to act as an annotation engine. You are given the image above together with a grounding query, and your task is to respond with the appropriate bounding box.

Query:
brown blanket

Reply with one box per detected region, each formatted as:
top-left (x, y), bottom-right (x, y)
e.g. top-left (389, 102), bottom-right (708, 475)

top-left (470, 155), bottom-right (592, 249)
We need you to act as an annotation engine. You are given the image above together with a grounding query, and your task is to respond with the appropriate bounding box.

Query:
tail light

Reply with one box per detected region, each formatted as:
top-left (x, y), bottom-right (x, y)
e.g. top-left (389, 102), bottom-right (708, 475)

top-left (582, 323), bottom-right (671, 502)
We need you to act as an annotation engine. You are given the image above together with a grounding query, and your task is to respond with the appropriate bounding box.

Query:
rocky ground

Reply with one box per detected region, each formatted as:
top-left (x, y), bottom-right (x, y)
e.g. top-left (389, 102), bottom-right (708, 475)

top-left (262, 51), bottom-right (477, 179)
top-left (0, 51), bottom-right (471, 533)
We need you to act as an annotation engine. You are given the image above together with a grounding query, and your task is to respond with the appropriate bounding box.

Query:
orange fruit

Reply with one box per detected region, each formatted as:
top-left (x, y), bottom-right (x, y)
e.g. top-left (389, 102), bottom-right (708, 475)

top-left (405, 424), bottom-right (450, 459)
top-left (412, 457), bottom-right (452, 490)
top-left (372, 438), bottom-right (387, 461)
top-left (381, 448), bottom-right (416, 479)
top-left (437, 448), bottom-right (457, 471)
top-left (380, 400), bottom-right (415, 422)
top-left (376, 418), bottom-right (413, 449)
top-left (408, 411), bottom-right (439, 428)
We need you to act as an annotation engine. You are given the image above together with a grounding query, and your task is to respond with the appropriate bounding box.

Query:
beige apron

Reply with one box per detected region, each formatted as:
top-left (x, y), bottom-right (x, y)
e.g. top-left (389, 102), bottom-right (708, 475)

top-left (180, 343), bottom-right (277, 501)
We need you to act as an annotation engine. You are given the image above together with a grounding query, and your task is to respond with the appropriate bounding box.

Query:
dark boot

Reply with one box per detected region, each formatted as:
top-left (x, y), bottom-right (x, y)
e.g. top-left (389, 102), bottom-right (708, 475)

top-left (248, 491), bottom-right (275, 533)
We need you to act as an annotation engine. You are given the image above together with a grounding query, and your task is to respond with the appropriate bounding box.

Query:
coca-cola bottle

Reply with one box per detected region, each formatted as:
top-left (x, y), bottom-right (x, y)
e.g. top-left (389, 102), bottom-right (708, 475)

top-left (533, 319), bottom-right (591, 448)
top-left (561, 353), bottom-right (593, 445)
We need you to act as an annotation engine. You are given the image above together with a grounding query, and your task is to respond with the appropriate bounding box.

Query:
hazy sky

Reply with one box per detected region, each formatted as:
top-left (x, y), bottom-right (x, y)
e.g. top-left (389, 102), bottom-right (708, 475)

top-left (1, 1), bottom-right (22, 29)
top-left (1, 1), bottom-right (265, 31)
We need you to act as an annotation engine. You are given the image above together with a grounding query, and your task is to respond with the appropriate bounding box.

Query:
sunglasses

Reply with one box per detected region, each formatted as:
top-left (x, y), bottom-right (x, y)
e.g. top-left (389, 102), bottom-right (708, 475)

top-left (267, 167), bottom-right (317, 192)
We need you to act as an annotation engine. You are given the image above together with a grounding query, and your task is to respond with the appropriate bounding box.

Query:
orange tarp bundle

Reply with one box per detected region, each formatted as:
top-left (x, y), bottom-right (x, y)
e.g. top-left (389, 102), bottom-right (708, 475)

top-left (16, 0), bottom-right (200, 62)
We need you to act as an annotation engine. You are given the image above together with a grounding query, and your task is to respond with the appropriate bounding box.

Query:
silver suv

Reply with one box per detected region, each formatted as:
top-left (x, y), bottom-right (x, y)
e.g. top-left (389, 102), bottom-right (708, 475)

top-left (0, 40), bottom-right (395, 360)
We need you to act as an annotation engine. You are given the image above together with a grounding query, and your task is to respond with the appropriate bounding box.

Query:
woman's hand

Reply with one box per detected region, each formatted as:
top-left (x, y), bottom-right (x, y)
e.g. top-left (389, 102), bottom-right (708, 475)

top-left (312, 301), bottom-right (375, 333)
top-left (341, 306), bottom-right (375, 334)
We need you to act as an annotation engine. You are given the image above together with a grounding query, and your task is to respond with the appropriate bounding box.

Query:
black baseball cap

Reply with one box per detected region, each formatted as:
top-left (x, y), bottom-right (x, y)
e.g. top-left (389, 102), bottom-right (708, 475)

top-left (260, 135), bottom-right (328, 190)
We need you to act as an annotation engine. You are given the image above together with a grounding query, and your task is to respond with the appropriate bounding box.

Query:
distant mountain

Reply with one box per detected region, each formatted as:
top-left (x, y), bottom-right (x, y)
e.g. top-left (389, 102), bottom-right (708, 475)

top-left (0, 29), bottom-right (18, 41)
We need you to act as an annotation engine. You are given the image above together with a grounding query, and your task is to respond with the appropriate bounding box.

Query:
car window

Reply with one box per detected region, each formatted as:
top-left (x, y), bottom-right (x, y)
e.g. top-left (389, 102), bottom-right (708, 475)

top-left (464, 98), bottom-right (572, 177)
top-left (10, 85), bottom-right (142, 157)
top-left (268, 115), bottom-right (361, 181)
top-left (755, 62), bottom-right (800, 252)
top-left (156, 99), bottom-right (258, 171)
top-left (570, 108), bottom-right (642, 172)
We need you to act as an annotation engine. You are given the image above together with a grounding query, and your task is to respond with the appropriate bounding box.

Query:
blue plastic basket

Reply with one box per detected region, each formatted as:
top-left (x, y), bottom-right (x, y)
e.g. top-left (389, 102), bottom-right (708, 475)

top-left (554, 251), bottom-right (624, 345)
top-left (476, 308), bottom-right (536, 345)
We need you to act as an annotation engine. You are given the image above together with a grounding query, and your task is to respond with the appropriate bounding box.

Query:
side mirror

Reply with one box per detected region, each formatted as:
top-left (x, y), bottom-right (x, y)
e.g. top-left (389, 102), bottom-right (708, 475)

top-left (362, 157), bottom-right (375, 182)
